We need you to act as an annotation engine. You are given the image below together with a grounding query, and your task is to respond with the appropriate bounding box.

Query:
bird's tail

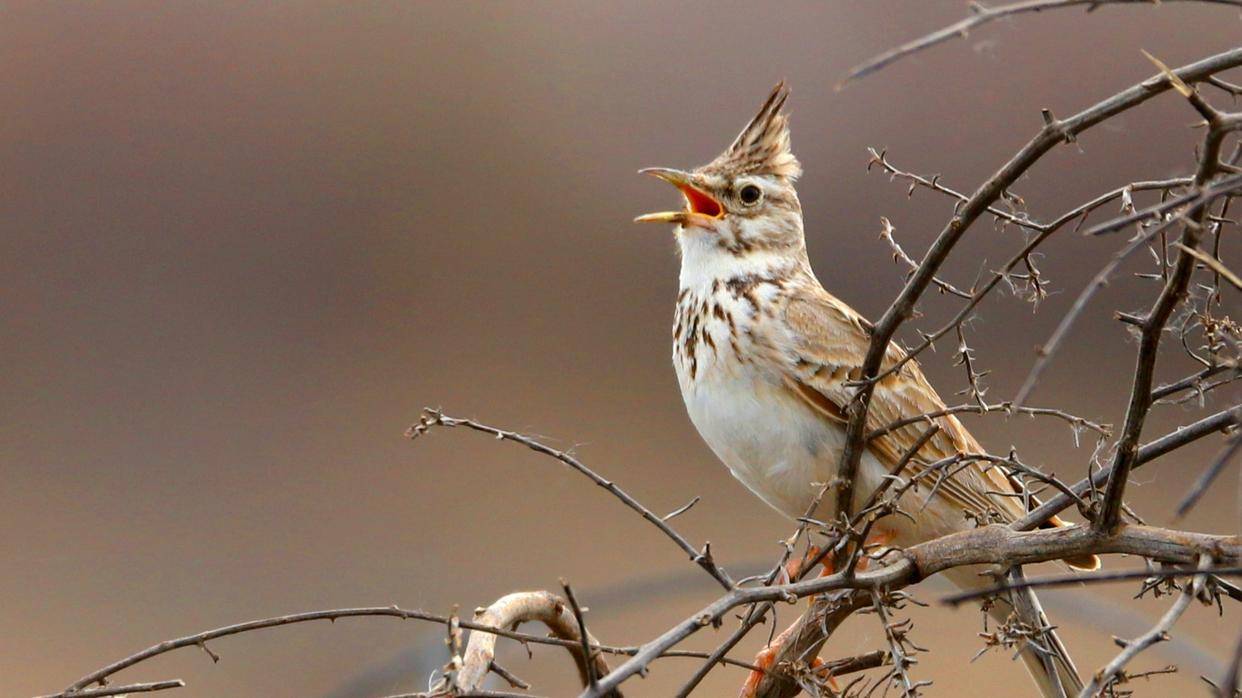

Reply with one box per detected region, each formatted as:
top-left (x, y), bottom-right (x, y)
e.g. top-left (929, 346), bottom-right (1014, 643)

top-left (989, 574), bottom-right (1084, 698)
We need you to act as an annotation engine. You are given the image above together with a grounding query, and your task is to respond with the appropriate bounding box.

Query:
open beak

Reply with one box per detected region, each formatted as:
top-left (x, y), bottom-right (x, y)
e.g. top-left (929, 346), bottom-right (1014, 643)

top-left (634, 168), bottom-right (724, 227)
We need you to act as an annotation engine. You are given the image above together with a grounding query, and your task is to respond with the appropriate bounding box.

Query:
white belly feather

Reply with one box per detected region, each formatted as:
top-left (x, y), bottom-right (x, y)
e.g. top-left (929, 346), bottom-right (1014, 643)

top-left (679, 366), bottom-right (886, 521)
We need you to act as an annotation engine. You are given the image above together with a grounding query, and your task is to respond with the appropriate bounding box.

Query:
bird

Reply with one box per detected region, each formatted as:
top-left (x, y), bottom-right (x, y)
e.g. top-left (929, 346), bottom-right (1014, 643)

top-left (635, 83), bottom-right (1098, 698)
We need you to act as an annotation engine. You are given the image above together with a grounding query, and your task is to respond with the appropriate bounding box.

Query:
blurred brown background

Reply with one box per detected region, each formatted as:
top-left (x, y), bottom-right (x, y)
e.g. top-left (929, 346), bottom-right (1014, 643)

top-left (3, 2), bottom-right (1240, 696)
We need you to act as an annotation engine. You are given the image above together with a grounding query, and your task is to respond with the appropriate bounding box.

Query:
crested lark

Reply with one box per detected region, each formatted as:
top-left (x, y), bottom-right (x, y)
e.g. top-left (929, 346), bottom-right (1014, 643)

top-left (637, 83), bottom-right (1096, 698)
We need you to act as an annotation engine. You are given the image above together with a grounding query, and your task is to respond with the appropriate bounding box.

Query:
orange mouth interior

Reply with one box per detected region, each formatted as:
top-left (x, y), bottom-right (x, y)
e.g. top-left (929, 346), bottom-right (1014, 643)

top-left (680, 185), bottom-right (723, 218)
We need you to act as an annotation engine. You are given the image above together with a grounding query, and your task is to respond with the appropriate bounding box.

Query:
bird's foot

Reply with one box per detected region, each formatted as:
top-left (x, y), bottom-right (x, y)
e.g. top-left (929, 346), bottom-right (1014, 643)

top-left (782, 545), bottom-right (833, 583)
top-left (738, 643), bottom-right (779, 698)
top-left (738, 636), bottom-right (837, 697)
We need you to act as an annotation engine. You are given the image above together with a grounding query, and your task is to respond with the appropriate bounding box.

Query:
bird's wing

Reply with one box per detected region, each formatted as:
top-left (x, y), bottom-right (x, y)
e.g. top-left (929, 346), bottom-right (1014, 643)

top-left (779, 287), bottom-right (1027, 522)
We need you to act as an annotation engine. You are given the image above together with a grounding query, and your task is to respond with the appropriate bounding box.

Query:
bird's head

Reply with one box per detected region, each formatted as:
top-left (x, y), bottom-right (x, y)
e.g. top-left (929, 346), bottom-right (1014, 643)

top-left (636, 82), bottom-right (805, 257)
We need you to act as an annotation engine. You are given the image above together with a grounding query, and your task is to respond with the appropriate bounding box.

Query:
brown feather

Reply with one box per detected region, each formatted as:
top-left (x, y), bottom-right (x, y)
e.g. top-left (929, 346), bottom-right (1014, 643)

top-left (781, 286), bottom-right (1100, 570)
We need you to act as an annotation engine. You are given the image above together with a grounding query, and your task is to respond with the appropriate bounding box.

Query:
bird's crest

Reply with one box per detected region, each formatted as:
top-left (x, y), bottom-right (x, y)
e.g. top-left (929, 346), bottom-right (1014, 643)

top-left (705, 82), bottom-right (802, 180)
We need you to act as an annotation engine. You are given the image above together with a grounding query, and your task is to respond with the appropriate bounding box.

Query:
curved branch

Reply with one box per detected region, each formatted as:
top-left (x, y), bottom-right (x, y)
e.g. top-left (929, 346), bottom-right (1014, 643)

top-left (408, 409), bottom-right (734, 589)
top-left (583, 524), bottom-right (1239, 696)
top-left (1014, 406), bottom-right (1241, 530)
top-left (1079, 557), bottom-right (1210, 697)
top-left (455, 591), bottom-right (616, 695)
top-left (834, 45), bottom-right (1242, 564)
top-left (838, 0), bottom-right (1242, 88)
top-left (37, 681), bottom-right (185, 698)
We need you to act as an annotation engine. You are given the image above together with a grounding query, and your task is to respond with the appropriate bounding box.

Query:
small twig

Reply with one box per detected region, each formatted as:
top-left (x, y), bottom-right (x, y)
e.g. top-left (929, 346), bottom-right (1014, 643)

top-left (837, 0), bottom-right (1242, 88)
top-left (868, 150), bottom-right (1043, 232)
top-left (868, 402), bottom-right (1110, 443)
top-left (1175, 432), bottom-right (1242, 517)
top-left (408, 409), bottom-right (734, 589)
top-left (944, 565), bottom-right (1242, 605)
top-left (562, 581), bottom-right (600, 692)
top-left (869, 590), bottom-right (923, 697)
top-left (1208, 75), bottom-right (1242, 96)
top-left (1219, 632), bottom-right (1242, 698)
top-left (1177, 242), bottom-right (1242, 290)
top-left (674, 601), bottom-right (774, 697)
top-left (1079, 556), bottom-right (1211, 697)
top-left (1014, 406), bottom-right (1241, 530)
top-left (1013, 198), bottom-right (1230, 407)
top-left (1152, 364), bottom-right (1236, 400)
top-left (662, 496), bottom-right (701, 522)
top-left (1080, 173), bottom-right (1242, 237)
top-left (488, 661), bottom-right (531, 690)
top-left (37, 681), bottom-right (186, 698)
top-left (387, 685), bottom-right (548, 690)
top-left (876, 216), bottom-right (973, 298)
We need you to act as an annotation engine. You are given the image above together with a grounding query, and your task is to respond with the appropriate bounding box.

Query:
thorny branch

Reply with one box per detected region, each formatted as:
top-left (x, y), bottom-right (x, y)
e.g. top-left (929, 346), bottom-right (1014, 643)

top-left (740, 42), bottom-right (1242, 698)
top-left (40, 13), bottom-right (1242, 698)
top-left (944, 564), bottom-right (1242, 605)
top-left (838, 0), bottom-right (1242, 88)
top-left (447, 590), bottom-right (615, 697)
top-left (1093, 72), bottom-right (1242, 533)
top-left (1080, 557), bottom-right (1213, 697)
top-left (833, 41), bottom-right (1242, 586)
top-left (407, 409), bottom-right (735, 590)
top-left (583, 525), bottom-right (1240, 697)
top-left (35, 682), bottom-right (186, 698)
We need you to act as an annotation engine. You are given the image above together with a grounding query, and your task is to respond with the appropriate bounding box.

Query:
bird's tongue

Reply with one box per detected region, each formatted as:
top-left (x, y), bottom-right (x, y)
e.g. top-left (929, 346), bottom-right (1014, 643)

top-left (682, 185), bottom-right (722, 218)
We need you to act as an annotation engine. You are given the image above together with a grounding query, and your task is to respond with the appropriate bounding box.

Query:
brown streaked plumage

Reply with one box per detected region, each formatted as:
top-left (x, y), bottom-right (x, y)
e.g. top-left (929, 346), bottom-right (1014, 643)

top-left (638, 82), bottom-right (1095, 698)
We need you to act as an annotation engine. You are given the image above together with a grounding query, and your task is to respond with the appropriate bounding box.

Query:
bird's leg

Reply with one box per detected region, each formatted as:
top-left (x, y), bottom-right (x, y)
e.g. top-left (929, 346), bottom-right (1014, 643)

top-left (738, 530), bottom-right (895, 697)
top-left (738, 549), bottom-right (836, 698)
top-left (853, 528), bottom-right (896, 573)
top-left (782, 545), bottom-right (831, 583)
top-left (739, 619), bottom-right (813, 698)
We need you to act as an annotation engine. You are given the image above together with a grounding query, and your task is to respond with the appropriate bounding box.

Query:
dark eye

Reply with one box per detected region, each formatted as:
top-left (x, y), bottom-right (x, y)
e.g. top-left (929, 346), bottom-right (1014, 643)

top-left (739, 184), bottom-right (762, 205)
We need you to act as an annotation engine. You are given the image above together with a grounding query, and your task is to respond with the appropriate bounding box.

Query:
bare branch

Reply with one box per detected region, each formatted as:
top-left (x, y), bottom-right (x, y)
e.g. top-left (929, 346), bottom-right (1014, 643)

top-left (1208, 75), bottom-right (1242, 96)
top-left (1014, 406), bottom-right (1240, 530)
top-left (37, 681), bottom-right (185, 698)
top-left (1175, 431), bottom-right (1242, 517)
top-left (50, 601), bottom-right (763, 698)
top-left (1220, 632), bottom-right (1242, 698)
top-left (408, 409), bottom-right (734, 589)
top-left (944, 565), bottom-right (1242, 605)
top-left (389, 685), bottom-right (551, 690)
top-left (563, 581), bottom-right (602, 693)
top-left (675, 602), bottom-right (774, 697)
top-left (1094, 100), bottom-right (1242, 531)
top-left (1177, 242), bottom-right (1242, 290)
top-left (877, 216), bottom-right (973, 298)
top-left (1013, 178), bottom-right (1242, 407)
top-left (1079, 172), bottom-right (1242, 237)
top-left (1152, 364), bottom-right (1237, 400)
top-left (867, 402), bottom-right (1110, 443)
top-left (838, 0), bottom-right (1242, 88)
top-left (454, 590), bottom-right (615, 696)
top-left (488, 661), bottom-right (531, 690)
top-left (867, 149), bottom-right (1043, 233)
top-left (1079, 557), bottom-right (1211, 697)
top-left (869, 590), bottom-right (925, 697)
top-left (835, 46), bottom-right (1242, 567)
top-left (583, 524), bottom-right (1239, 696)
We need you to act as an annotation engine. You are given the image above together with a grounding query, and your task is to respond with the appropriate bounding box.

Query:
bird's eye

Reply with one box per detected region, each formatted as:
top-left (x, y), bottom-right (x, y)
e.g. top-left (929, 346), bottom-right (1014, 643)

top-left (739, 184), bottom-right (762, 205)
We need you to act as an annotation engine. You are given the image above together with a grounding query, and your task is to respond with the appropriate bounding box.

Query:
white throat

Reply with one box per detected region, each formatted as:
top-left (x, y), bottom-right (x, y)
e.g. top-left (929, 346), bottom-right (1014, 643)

top-left (676, 232), bottom-right (805, 291)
